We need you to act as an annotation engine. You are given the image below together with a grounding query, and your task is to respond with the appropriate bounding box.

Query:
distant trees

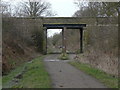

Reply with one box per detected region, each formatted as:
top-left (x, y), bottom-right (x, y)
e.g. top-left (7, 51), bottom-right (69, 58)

top-left (73, 1), bottom-right (119, 17)
top-left (1, 0), bottom-right (56, 17)
top-left (14, 0), bottom-right (55, 17)
top-left (52, 33), bottom-right (61, 46)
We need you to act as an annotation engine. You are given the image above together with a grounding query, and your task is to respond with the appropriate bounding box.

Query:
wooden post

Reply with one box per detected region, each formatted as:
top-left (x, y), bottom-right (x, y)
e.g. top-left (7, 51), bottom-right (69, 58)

top-left (80, 28), bottom-right (83, 53)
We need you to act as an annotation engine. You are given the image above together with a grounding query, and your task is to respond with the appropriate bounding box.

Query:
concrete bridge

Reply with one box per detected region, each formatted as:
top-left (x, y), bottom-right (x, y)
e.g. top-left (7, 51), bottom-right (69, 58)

top-left (3, 17), bottom-right (118, 54)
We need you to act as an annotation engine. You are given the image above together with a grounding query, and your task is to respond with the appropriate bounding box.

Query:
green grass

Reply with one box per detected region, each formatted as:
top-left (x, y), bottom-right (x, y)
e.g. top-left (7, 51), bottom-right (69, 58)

top-left (3, 56), bottom-right (52, 88)
top-left (0, 76), bottom-right (2, 89)
top-left (69, 62), bottom-right (118, 88)
top-left (2, 62), bottom-right (27, 85)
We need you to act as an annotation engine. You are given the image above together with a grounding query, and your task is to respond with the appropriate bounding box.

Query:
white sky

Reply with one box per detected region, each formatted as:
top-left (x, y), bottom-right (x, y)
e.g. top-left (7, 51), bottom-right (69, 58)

top-left (47, 0), bottom-right (78, 17)
top-left (47, 29), bottom-right (62, 37)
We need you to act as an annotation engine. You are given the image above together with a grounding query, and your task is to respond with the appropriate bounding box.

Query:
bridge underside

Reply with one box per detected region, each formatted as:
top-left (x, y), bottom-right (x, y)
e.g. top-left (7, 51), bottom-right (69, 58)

top-left (43, 24), bottom-right (86, 54)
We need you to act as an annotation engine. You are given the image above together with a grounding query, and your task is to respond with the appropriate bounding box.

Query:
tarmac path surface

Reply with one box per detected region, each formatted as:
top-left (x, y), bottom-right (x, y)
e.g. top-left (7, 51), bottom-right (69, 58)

top-left (44, 54), bottom-right (106, 88)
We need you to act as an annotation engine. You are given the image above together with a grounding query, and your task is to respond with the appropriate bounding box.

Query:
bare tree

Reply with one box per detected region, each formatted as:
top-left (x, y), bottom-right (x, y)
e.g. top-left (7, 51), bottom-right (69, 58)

top-left (14, 0), bottom-right (55, 17)
top-left (101, 2), bottom-right (119, 17)
top-left (0, 1), bottom-right (12, 17)
top-left (73, 1), bottom-right (119, 17)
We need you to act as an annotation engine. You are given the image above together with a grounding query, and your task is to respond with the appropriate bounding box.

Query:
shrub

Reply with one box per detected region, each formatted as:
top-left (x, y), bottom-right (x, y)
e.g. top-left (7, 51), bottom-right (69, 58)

top-left (59, 53), bottom-right (69, 60)
top-left (31, 30), bottom-right (44, 53)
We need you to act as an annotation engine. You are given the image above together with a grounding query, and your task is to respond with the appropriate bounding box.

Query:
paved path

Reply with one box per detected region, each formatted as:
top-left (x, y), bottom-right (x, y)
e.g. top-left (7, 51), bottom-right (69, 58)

top-left (44, 54), bottom-right (106, 88)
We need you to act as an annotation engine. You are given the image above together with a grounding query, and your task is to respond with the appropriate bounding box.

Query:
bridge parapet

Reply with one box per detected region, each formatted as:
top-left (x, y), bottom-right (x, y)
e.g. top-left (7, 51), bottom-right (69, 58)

top-left (43, 17), bottom-right (118, 25)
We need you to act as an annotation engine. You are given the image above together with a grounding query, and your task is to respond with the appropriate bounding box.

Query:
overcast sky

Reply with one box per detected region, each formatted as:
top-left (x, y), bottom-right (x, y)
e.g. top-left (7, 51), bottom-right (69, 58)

top-left (47, 0), bottom-right (78, 17)
top-left (2, 0), bottom-right (78, 17)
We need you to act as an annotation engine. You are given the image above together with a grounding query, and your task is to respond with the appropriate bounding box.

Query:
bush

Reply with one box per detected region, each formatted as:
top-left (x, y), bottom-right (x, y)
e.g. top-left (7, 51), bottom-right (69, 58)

top-left (31, 30), bottom-right (44, 53)
top-left (58, 53), bottom-right (69, 60)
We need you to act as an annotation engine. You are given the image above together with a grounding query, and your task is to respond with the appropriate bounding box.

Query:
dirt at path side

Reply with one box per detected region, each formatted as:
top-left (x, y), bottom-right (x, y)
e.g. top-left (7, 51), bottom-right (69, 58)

top-left (43, 54), bottom-right (107, 88)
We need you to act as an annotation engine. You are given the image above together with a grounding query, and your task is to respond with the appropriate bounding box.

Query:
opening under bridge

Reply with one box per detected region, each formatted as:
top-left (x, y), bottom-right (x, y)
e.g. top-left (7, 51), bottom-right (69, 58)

top-left (43, 23), bottom-right (86, 54)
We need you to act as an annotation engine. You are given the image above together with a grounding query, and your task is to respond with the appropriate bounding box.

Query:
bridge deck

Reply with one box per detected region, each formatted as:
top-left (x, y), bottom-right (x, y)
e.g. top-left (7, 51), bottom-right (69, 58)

top-left (43, 24), bottom-right (86, 29)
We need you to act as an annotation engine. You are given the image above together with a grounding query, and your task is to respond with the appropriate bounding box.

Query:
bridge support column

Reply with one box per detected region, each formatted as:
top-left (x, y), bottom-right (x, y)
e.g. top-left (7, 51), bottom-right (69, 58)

top-left (62, 27), bottom-right (66, 54)
top-left (44, 27), bottom-right (47, 55)
top-left (80, 28), bottom-right (83, 53)
top-left (46, 28), bottom-right (47, 54)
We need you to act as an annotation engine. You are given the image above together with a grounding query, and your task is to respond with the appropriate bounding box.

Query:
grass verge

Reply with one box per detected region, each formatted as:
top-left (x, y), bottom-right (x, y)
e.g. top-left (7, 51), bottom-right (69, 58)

top-left (69, 61), bottom-right (118, 88)
top-left (2, 62), bottom-right (27, 85)
top-left (3, 56), bottom-right (52, 88)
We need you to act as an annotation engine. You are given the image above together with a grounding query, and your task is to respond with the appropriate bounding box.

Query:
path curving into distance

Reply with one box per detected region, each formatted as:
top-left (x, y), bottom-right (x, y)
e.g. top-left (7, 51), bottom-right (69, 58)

top-left (44, 54), bottom-right (106, 88)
